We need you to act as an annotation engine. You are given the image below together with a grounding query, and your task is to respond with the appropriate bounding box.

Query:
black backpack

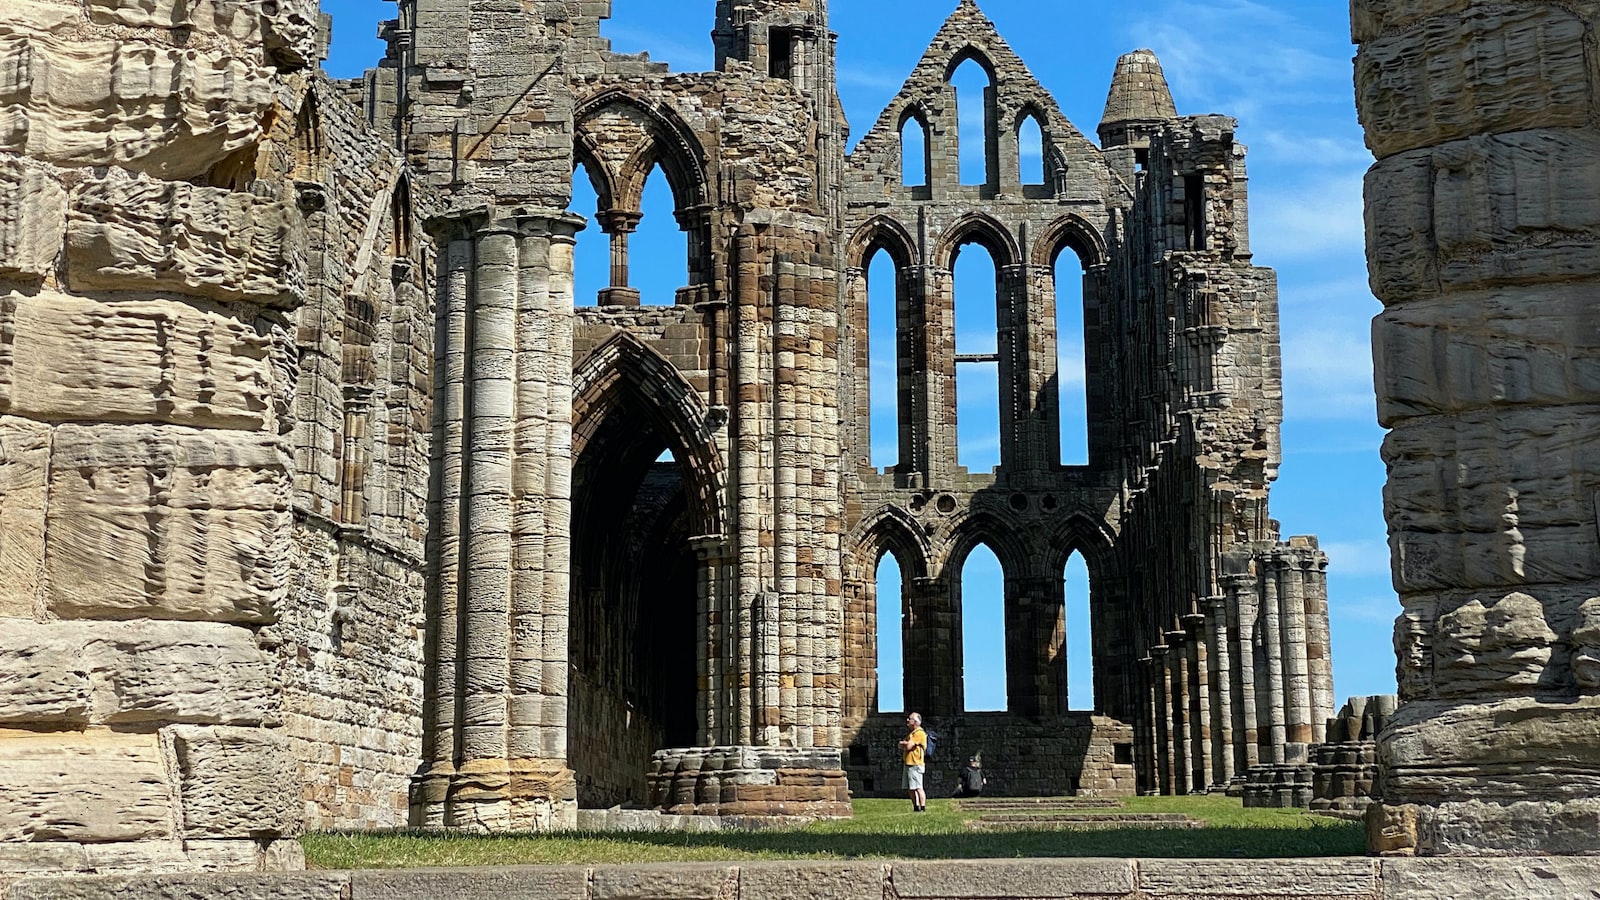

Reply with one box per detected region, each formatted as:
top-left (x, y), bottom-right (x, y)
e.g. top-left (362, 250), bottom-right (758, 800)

top-left (923, 729), bottom-right (939, 761)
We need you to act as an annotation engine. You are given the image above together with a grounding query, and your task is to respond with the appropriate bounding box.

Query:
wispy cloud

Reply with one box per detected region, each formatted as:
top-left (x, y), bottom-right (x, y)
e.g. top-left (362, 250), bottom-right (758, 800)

top-left (1250, 174), bottom-right (1367, 263)
top-left (1321, 540), bottom-right (1393, 578)
top-left (603, 24), bottom-right (714, 72)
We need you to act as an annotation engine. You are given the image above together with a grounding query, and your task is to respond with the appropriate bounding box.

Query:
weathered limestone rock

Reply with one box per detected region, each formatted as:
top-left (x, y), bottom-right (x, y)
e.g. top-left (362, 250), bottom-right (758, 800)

top-left (0, 33), bottom-right (274, 180)
top-left (167, 725), bottom-right (300, 839)
top-left (0, 155), bottom-right (65, 280)
top-left (0, 731), bottom-right (173, 844)
top-left (66, 171), bottom-right (305, 307)
top-left (0, 625), bottom-right (89, 727)
top-left (43, 425), bottom-right (291, 623)
top-left (1573, 598), bottom-right (1600, 691)
top-left (0, 417), bottom-right (50, 619)
top-left (1, 291), bottom-right (277, 431)
top-left (85, 621), bottom-right (280, 726)
top-left (1432, 593), bottom-right (1557, 697)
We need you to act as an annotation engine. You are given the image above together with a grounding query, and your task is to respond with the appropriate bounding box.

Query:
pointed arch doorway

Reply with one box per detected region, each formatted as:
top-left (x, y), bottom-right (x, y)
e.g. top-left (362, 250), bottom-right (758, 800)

top-left (567, 334), bottom-right (726, 808)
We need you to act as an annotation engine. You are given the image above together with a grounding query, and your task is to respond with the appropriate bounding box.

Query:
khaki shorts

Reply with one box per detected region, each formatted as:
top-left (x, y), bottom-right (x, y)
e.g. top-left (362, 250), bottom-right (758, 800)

top-left (903, 764), bottom-right (925, 791)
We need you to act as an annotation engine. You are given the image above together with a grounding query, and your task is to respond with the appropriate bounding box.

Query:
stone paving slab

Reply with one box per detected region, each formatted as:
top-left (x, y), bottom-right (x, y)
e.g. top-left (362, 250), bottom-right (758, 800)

top-left (8, 858), bottom-right (1600, 900)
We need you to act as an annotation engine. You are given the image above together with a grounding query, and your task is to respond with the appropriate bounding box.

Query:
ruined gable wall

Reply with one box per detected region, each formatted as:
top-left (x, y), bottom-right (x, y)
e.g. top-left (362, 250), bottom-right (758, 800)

top-left (0, 0), bottom-right (328, 877)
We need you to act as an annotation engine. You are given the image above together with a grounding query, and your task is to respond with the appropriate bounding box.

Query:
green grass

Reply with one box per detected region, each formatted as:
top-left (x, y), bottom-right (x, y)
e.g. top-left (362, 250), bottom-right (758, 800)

top-left (302, 797), bottom-right (1364, 869)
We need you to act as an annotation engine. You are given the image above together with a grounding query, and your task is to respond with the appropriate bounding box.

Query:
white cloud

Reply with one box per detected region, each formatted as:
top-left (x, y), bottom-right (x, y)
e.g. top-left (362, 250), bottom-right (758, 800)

top-left (1281, 325), bottom-right (1376, 422)
top-left (1250, 174), bottom-right (1368, 263)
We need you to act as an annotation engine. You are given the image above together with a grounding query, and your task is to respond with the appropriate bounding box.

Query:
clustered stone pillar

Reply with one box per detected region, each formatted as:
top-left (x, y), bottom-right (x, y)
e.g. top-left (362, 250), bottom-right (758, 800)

top-left (1355, 0), bottom-right (1600, 855)
top-left (416, 209), bottom-right (586, 832)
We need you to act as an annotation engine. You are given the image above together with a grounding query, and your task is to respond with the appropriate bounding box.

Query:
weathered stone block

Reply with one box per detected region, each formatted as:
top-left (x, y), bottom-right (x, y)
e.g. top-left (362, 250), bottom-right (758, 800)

top-left (43, 425), bottom-right (291, 624)
top-left (1356, 7), bottom-right (1591, 160)
top-left (1383, 857), bottom-right (1600, 899)
top-left (0, 622), bottom-right (89, 726)
top-left (86, 621), bottom-right (279, 726)
top-left (890, 859), bottom-right (1136, 897)
top-left (66, 170), bottom-right (303, 307)
top-left (0, 417), bottom-right (50, 619)
top-left (1367, 132), bottom-right (1600, 304)
top-left (738, 862), bottom-right (887, 900)
top-left (588, 865), bottom-right (741, 900)
top-left (1138, 859), bottom-right (1379, 896)
top-left (1373, 288), bottom-right (1600, 427)
top-left (1381, 696), bottom-right (1600, 803)
top-left (0, 291), bottom-right (276, 430)
top-left (0, 35), bottom-right (274, 180)
top-left (6, 874), bottom-right (350, 900)
top-left (349, 867), bottom-right (589, 900)
top-left (0, 154), bottom-right (66, 280)
top-left (167, 725), bottom-right (301, 839)
top-left (0, 730), bottom-right (173, 843)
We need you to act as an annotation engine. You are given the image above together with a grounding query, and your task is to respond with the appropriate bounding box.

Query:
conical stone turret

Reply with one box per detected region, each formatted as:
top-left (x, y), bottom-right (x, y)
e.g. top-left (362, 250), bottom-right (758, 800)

top-left (1099, 48), bottom-right (1178, 150)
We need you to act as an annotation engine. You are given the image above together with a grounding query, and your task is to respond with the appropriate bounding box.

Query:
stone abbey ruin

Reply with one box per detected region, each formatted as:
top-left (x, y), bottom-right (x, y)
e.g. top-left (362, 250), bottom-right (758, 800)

top-left (0, 0), bottom-right (1596, 884)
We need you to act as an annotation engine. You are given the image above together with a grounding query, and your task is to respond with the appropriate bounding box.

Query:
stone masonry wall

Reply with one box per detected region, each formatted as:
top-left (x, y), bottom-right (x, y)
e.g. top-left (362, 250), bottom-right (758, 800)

top-left (0, 0), bottom-right (326, 878)
top-left (848, 713), bottom-right (1136, 800)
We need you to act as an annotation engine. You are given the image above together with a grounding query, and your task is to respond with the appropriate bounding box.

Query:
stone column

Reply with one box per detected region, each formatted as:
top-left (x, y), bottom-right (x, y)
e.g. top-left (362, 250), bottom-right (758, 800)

top-left (1151, 645), bottom-right (1172, 795)
top-left (1166, 631), bottom-right (1189, 793)
top-left (415, 210), bottom-right (583, 832)
top-left (1205, 595), bottom-right (1235, 785)
top-left (1355, 0), bottom-right (1600, 855)
top-left (595, 209), bottom-right (641, 307)
top-left (1276, 555), bottom-right (1312, 746)
top-left (1258, 557), bottom-right (1287, 764)
top-left (1223, 572), bottom-right (1261, 772)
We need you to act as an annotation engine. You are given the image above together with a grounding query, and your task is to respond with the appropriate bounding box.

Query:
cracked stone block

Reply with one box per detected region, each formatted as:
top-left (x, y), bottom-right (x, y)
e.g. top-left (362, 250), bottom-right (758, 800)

top-left (0, 730), bottom-right (174, 844)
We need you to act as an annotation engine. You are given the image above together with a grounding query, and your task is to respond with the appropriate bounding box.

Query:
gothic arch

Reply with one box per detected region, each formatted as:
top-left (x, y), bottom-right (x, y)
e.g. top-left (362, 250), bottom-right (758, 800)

top-left (573, 130), bottom-right (620, 213)
top-left (573, 89), bottom-right (710, 216)
top-left (941, 509), bottom-right (1030, 582)
top-left (572, 331), bottom-right (726, 537)
top-left (1034, 214), bottom-right (1107, 270)
top-left (1045, 513), bottom-right (1116, 581)
top-left (943, 45), bottom-right (998, 83)
top-left (935, 212), bottom-right (1020, 270)
top-left (847, 215), bottom-right (918, 271)
top-left (845, 505), bottom-right (932, 583)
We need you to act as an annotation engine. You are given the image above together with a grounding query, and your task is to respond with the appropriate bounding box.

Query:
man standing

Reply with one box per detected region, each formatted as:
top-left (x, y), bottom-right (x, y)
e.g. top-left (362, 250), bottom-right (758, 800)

top-left (898, 712), bottom-right (927, 812)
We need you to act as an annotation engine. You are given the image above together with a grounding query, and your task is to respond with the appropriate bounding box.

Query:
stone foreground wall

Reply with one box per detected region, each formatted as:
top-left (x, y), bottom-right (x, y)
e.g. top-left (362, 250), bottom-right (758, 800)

top-left (1354, 0), bottom-right (1600, 855)
top-left (0, 0), bottom-right (324, 878)
top-left (8, 858), bottom-right (1600, 900)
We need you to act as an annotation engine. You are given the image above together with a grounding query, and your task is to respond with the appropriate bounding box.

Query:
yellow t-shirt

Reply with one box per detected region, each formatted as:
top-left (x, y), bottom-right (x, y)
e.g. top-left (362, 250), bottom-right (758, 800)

top-left (904, 727), bottom-right (926, 766)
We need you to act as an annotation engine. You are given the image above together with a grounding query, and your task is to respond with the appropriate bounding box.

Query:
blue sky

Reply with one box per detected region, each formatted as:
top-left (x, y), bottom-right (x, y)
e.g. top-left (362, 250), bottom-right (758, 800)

top-left (322, 0), bottom-right (1394, 710)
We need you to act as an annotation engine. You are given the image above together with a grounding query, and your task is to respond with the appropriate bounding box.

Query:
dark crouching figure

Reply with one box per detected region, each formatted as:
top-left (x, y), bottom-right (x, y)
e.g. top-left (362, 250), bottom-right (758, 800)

top-left (954, 755), bottom-right (986, 798)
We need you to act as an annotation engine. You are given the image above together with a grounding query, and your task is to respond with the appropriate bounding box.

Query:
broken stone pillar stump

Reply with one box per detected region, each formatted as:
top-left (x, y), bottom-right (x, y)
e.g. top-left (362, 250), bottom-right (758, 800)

top-left (1355, 0), bottom-right (1600, 855)
top-left (648, 747), bottom-right (852, 819)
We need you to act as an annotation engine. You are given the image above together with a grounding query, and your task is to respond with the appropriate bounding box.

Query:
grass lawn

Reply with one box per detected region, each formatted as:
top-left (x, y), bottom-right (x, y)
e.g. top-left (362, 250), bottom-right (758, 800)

top-left (302, 796), bottom-right (1364, 869)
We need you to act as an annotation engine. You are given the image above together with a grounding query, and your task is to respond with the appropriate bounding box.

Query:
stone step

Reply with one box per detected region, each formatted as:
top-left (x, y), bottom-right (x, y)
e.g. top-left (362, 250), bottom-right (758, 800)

top-left (969, 813), bottom-right (1205, 832)
top-left (956, 797), bottom-right (1124, 811)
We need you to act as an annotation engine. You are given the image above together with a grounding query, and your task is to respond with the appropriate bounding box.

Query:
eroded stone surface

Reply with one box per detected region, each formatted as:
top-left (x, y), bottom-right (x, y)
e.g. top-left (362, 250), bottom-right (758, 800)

top-left (1, 291), bottom-right (277, 430)
top-left (0, 731), bottom-right (172, 844)
top-left (0, 417), bottom-right (50, 619)
top-left (168, 725), bottom-right (301, 839)
top-left (43, 425), bottom-right (290, 623)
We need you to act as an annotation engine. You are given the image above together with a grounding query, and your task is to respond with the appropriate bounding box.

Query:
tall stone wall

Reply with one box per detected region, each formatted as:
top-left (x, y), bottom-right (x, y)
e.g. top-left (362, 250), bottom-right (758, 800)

top-left (836, 3), bottom-right (1334, 796)
top-left (0, 0), bottom-right (329, 877)
top-left (1355, 0), bottom-right (1600, 856)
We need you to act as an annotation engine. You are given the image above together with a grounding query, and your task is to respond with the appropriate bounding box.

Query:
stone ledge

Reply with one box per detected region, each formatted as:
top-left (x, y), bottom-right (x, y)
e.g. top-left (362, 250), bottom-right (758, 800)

top-left (8, 858), bottom-right (1600, 899)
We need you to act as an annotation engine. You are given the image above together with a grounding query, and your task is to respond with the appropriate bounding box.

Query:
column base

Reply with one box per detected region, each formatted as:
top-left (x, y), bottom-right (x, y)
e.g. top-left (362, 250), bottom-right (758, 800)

top-left (410, 759), bottom-right (578, 832)
top-left (649, 747), bottom-right (853, 818)
top-left (1372, 695), bottom-right (1600, 855)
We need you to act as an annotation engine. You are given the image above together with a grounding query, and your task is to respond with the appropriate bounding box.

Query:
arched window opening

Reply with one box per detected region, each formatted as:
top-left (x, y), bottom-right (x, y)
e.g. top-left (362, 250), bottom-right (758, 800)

top-left (633, 163), bottom-right (687, 306)
top-left (867, 247), bottom-right (900, 472)
top-left (954, 242), bottom-right (1001, 473)
top-left (1064, 553), bottom-right (1094, 712)
top-left (960, 543), bottom-right (1006, 712)
top-left (949, 56), bottom-right (994, 186)
top-left (571, 165), bottom-right (607, 308)
top-left (900, 113), bottom-right (929, 188)
top-left (1019, 112), bottom-right (1046, 187)
top-left (389, 178), bottom-right (414, 258)
top-left (1055, 246), bottom-right (1089, 466)
top-left (875, 552), bottom-right (905, 713)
